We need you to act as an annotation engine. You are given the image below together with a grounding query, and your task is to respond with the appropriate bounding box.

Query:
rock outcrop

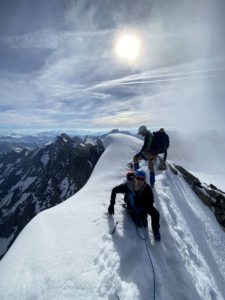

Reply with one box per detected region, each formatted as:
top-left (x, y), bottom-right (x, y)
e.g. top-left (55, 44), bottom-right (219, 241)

top-left (168, 163), bottom-right (225, 231)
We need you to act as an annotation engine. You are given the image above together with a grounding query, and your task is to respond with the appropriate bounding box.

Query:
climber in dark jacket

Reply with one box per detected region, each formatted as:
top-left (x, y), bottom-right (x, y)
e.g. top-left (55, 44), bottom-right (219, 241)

top-left (108, 170), bottom-right (161, 240)
top-left (153, 128), bottom-right (170, 161)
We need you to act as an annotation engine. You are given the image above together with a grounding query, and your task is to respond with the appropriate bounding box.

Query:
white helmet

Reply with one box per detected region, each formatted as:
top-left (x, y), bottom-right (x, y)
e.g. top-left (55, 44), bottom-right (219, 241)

top-left (138, 125), bottom-right (147, 134)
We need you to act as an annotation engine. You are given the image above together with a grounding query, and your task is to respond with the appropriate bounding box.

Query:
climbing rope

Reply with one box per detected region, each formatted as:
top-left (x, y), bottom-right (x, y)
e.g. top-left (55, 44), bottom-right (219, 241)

top-left (135, 224), bottom-right (156, 300)
top-left (115, 293), bottom-right (120, 300)
top-left (121, 203), bottom-right (156, 299)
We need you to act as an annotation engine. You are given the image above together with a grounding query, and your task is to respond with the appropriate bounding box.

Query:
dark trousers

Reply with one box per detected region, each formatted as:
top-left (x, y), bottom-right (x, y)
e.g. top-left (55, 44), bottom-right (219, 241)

top-left (148, 205), bottom-right (160, 232)
top-left (163, 149), bottom-right (167, 161)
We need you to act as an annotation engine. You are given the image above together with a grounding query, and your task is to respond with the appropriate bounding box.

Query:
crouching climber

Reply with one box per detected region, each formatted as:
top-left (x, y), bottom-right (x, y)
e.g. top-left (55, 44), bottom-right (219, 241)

top-left (108, 170), bottom-right (161, 240)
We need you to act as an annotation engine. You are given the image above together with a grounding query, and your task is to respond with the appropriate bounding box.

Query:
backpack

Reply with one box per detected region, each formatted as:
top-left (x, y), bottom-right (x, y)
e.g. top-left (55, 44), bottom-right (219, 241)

top-left (152, 131), bottom-right (169, 154)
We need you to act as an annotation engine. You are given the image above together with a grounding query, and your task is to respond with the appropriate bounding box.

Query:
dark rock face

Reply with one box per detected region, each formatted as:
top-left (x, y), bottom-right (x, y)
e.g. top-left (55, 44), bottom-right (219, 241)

top-left (174, 165), bottom-right (202, 187)
top-left (168, 163), bottom-right (225, 231)
top-left (0, 134), bottom-right (104, 259)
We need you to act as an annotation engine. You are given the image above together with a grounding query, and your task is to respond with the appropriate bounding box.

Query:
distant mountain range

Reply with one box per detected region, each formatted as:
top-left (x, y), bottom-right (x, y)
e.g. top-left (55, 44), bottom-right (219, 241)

top-left (0, 133), bottom-right (104, 259)
top-left (0, 134), bottom-right (55, 153)
top-left (0, 129), bottom-right (134, 154)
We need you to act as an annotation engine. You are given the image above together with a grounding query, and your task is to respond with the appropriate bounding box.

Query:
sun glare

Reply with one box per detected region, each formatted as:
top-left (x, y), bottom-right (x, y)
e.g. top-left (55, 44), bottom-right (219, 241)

top-left (115, 34), bottom-right (141, 62)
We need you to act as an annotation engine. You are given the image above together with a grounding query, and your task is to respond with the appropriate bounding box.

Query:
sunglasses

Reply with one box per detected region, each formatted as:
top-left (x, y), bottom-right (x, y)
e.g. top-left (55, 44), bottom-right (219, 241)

top-left (134, 176), bottom-right (144, 181)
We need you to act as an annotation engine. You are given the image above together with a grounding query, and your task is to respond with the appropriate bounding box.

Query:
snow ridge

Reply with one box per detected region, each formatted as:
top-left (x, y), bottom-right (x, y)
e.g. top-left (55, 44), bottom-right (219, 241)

top-left (0, 133), bottom-right (224, 300)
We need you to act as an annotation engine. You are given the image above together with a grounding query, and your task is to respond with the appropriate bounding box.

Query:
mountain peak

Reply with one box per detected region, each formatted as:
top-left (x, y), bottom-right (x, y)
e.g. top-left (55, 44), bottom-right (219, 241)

top-left (109, 128), bottom-right (120, 134)
top-left (55, 133), bottom-right (73, 143)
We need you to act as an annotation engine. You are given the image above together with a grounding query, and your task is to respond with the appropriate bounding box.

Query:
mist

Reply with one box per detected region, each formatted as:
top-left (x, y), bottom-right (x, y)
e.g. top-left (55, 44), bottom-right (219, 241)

top-left (167, 130), bottom-right (225, 190)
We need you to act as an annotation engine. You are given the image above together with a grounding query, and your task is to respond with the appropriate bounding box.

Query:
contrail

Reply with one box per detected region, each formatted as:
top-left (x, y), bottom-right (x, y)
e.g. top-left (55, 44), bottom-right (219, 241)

top-left (39, 66), bottom-right (225, 94)
top-left (85, 68), bottom-right (225, 89)
top-left (89, 70), bottom-right (225, 89)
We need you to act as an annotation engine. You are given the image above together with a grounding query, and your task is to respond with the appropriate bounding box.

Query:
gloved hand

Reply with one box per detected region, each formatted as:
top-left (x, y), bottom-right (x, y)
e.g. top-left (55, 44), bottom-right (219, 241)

top-left (108, 204), bottom-right (114, 215)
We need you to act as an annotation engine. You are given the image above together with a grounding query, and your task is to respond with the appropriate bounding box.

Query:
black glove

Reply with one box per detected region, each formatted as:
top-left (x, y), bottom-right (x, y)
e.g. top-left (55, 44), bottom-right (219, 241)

top-left (108, 204), bottom-right (114, 215)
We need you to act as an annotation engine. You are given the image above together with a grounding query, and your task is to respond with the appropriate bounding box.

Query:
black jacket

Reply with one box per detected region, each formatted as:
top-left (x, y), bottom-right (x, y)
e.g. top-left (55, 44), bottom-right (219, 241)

top-left (110, 181), bottom-right (154, 214)
top-left (152, 131), bottom-right (170, 152)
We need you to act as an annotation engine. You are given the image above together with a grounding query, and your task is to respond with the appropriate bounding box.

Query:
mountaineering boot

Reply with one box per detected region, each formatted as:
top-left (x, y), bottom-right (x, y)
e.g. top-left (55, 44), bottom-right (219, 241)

top-left (153, 229), bottom-right (161, 241)
top-left (150, 172), bottom-right (155, 187)
top-left (134, 163), bottom-right (140, 171)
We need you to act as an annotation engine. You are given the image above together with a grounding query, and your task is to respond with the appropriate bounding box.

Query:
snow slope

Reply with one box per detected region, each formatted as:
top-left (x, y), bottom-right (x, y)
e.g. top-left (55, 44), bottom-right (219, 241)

top-left (0, 134), bottom-right (224, 300)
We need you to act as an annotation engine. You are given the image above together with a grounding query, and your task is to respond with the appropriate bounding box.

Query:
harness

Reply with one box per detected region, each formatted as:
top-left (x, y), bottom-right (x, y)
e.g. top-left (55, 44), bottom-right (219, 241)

top-left (127, 184), bottom-right (147, 214)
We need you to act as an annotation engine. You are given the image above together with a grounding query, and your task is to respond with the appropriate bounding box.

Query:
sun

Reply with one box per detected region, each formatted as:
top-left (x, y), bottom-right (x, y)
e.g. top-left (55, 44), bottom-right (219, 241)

top-left (115, 33), bottom-right (141, 62)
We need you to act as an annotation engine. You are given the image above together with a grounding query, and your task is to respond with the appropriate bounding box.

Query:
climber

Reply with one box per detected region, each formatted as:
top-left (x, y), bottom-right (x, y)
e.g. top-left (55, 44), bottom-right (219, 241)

top-left (108, 169), bottom-right (161, 240)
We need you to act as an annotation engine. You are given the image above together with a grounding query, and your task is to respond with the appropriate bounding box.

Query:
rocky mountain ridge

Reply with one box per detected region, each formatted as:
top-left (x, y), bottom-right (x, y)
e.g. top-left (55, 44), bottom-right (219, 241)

top-left (0, 133), bottom-right (104, 259)
top-left (168, 162), bottom-right (225, 231)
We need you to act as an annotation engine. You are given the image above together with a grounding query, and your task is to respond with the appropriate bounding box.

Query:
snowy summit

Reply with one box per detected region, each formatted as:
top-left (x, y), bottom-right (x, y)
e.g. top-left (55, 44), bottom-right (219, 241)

top-left (0, 134), bottom-right (224, 300)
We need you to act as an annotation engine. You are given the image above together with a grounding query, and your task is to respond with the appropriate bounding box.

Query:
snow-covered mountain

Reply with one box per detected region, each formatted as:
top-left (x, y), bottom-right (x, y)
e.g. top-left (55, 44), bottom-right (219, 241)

top-left (0, 133), bottom-right (224, 300)
top-left (0, 133), bottom-right (56, 153)
top-left (0, 133), bottom-right (104, 259)
top-left (0, 129), bottom-right (132, 154)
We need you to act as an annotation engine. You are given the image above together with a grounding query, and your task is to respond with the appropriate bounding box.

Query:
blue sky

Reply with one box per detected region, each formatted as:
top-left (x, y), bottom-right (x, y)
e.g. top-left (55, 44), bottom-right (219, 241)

top-left (0, 0), bottom-right (225, 134)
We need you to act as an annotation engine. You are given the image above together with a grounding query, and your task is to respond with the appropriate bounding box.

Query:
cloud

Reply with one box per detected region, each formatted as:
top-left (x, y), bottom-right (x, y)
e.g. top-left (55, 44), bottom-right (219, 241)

top-left (0, 0), bottom-right (225, 133)
top-left (1, 54), bottom-right (225, 131)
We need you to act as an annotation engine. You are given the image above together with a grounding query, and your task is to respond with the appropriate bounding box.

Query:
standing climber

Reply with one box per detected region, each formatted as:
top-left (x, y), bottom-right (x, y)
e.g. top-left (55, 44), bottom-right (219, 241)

top-left (153, 128), bottom-right (170, 161)
top-left (133, 125), bottom-right (157, 187)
